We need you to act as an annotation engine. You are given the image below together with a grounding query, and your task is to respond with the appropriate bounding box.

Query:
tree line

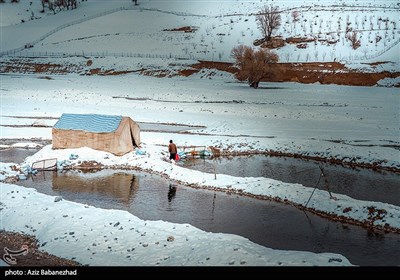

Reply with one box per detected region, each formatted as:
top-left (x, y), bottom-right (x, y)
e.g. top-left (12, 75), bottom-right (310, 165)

top-left (40, 0), bottom-right (78, 14)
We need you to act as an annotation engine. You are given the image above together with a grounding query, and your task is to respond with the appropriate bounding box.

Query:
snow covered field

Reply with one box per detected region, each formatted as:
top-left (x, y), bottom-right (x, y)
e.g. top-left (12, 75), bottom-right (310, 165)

top-left (1, 0), bottom-right (399, 266)
top-left (1, 0), bottom-right (399, 64)
top-left (1, 73), bottom-right (399, 171)
top-left (1, 72), bottom-right (399, 265)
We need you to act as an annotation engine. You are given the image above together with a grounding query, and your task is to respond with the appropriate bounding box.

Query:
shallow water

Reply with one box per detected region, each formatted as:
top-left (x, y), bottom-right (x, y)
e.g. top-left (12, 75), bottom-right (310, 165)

top-left (0, 148), bottom-right (38, 164)
top-left (183, 155), bottom-right (400, 206)
top-left (17, 169), bottom-right (400, 266)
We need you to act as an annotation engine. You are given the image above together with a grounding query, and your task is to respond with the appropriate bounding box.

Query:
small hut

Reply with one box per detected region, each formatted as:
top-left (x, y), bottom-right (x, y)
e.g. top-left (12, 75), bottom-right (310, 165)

top-left (52, 113), bottom-right (140, 156)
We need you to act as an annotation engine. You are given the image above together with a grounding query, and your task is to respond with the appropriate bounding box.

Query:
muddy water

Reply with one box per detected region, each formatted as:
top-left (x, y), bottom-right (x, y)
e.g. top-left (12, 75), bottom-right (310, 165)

top-left (16, 169), bottom-right (400, 266)
top-left (183, 155), bottom-right (400, 206)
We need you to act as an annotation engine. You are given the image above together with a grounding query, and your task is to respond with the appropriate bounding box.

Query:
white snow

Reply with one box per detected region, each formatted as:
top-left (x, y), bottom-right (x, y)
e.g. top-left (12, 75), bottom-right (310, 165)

top-left (1, 0), bottom-right (399, 267)
top-left (1, 0), bottom-right (399, 68)
top-left (0, 162), bottom-right (20, 181)
top-left (11, 142), bottom-right (42, 149)
top-left (1, 74), bottom-right (399, 170)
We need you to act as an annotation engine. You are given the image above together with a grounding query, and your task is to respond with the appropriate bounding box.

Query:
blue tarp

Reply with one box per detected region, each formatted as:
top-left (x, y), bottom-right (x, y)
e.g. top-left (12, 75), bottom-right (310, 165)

top-left (54, 113), bottom-right (122, 133)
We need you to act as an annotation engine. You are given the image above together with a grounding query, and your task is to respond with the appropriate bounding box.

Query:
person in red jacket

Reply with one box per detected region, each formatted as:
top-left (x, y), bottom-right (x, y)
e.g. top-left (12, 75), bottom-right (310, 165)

top-left (168, 140), bottom-right (177, 160)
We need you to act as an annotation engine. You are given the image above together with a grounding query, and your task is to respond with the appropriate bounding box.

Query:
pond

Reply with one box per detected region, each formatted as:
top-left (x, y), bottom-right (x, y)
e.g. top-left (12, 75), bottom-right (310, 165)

top-left (16, 169), bottom-right (400, 266)
top-left (183, 155), bottom-right (400, 206)
top-left (2, 149), bottom-right (399, 206)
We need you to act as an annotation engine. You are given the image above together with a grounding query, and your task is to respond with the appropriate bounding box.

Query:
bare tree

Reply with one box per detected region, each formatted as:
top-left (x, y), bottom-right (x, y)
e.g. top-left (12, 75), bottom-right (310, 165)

top-left (346, 31), bottom-right (361, 49)
top-left (67, 0), bottom-right (77, 10)
top-left (291, 10), bottom-right (300, 22)
top-left (41, 0), bottom-right (55, 14)
top-left (363, 48), bottom-right (369, 58)
top-left (256, 5), bottom-right (281, 41)
top-left (231, 45), bottom-right (279, 89)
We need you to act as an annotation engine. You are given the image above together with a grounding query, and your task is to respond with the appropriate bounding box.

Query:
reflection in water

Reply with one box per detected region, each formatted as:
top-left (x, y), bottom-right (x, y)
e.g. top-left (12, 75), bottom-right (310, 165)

top-left (183, 155), bottom-right (400, 206)
top-left (168, 184), bottom-right (176, 202)
top-left (16, 169), bottom-right (400, 266)
top-left (35, 170), bottom-right (139, 205)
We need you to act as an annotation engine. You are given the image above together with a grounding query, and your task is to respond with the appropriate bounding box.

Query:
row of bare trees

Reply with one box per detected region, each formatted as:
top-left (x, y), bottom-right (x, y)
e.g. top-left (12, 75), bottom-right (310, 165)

top-left (231, 4), bottom-right (365, 88)
top-left (41, 0), bottom-right (77, 14)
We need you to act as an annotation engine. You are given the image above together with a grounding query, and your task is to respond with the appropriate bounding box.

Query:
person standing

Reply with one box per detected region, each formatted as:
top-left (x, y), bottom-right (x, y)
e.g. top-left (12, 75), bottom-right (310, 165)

top-left (169, 140), bottom-right (177, 161)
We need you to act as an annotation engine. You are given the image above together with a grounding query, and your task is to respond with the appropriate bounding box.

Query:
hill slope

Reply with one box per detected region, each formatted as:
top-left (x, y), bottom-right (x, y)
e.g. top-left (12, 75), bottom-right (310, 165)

top-left (1, 0), bottom-right (399, 87)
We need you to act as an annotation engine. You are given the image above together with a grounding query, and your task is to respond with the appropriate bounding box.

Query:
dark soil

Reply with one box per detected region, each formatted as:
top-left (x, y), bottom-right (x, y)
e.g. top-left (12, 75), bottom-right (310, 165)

top-left (163, 26), bottom-right (198, 33)
top-left (0, 231), bottom-right (80, 266)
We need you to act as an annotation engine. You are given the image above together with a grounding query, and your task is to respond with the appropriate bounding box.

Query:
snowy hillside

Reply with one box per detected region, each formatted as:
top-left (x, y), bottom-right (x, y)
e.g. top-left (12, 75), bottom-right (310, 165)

top-left (1, 0), bottom-right (399, 64)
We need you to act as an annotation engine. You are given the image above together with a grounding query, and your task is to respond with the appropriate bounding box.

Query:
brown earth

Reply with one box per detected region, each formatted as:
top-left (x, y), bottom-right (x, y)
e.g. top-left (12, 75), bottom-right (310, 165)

top-left (87, 68), bottom-right (135, 75)
top-left (73, 160), bottom-right (103, 170)
top-left (0, 231), bottom-right (80, 266)
top-left (1, 57), bottom-right (398, 86)
top-left (181, 60), bottom-right (400, 87)
top-left (1, 59), bottom-right (70, 74)
top-left (271, 62), bottom-right (400, 86)
top-left (163, 26), bottom-right (198, 33)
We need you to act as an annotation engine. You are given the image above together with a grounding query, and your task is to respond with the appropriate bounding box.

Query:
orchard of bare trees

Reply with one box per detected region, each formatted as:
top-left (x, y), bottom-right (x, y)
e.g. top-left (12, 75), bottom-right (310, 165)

top-left (41, 0), bottom-right (77, 14)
